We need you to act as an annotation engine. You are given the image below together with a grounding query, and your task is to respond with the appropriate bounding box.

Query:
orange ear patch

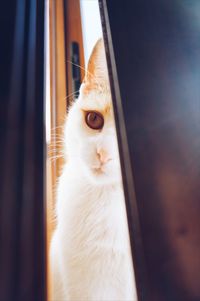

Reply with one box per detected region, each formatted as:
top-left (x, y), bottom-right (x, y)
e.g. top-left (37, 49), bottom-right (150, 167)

top-left (85, 39), bottom-right (104, 82)
top-left (83, 38), bottom-right (109, 89)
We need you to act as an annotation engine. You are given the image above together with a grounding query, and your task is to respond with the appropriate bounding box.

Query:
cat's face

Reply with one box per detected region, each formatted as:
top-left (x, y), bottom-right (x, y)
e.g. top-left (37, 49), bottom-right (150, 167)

top-left (64, 39), bottom-right (122, 185)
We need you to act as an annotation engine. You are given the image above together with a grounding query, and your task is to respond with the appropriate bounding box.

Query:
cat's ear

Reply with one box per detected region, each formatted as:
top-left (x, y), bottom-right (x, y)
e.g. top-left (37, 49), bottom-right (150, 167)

top-left (81, 38), bottom-right (109, 93)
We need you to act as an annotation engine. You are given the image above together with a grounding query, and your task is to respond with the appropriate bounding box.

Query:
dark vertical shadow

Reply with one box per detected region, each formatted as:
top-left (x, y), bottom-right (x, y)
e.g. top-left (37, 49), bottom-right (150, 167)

top-left (0, 0), bottom-right (46, 300)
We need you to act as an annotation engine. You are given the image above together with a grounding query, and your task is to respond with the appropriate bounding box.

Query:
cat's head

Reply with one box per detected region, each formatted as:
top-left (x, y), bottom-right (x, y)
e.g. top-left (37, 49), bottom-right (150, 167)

top-left (64, 39), bottom-right (122, 185)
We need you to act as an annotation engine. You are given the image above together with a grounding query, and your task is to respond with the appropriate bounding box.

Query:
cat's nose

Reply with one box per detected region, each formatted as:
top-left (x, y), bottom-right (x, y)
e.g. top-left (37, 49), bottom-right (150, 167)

top-left (97, 148), bottom-right (111, 164)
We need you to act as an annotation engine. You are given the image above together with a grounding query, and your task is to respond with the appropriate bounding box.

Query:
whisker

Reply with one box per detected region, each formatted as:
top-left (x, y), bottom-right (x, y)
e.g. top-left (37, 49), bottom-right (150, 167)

top-left (48, 149), bottom-right (64, 154)
top-left (50, 132), bottom-right (64, 135)
top-left (49, 147), bottom-right (64, 151)
top-left (48, 151), bottom-right (64, 158)
top-left (66, 60), bottom-right (104, 93)
top-left (48, 156), bottom-right (64, 163)
top-left (63, 90), bottom-right (80, 101)
top-left (49, 142), bottom-right (64, 145)
top-left (66, 60), bottom-right (88, 76)
top-left (49, 135), bottom-right (64, 138)
top-left (48, 142), bottom-right (64, 146)
top-left (49, 139), bottom-right (64, 143)
top-left (51, 126), bottom-right (65, 132)
top-left (49, 149), bottom-right (64, 152)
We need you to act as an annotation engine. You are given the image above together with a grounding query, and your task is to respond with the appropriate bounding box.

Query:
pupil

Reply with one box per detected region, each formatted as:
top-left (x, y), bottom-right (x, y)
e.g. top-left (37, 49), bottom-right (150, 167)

top-left (86, 111), bottom-right (103, 130)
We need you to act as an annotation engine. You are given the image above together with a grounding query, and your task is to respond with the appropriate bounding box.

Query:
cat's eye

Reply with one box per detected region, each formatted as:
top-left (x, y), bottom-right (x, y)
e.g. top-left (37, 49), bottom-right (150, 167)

top-left (85, 111), bottom-right (104, 130)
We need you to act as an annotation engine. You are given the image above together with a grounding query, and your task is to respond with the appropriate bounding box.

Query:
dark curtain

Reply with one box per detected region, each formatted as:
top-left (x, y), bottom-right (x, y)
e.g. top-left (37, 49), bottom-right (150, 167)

top-left (0, 0), bottom-right (46, 300)
top-left (100, 0), bottom-right (200, 301)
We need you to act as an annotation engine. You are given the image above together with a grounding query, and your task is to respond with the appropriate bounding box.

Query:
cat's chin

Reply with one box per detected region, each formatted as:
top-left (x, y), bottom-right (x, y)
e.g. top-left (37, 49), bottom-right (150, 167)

top-left (86, 166), bottom-right (121, 186)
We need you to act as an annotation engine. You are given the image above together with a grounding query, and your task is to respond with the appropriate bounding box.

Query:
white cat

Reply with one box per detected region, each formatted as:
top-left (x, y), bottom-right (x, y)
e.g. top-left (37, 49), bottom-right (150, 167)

top-left (50, 39), bottom-right (137, 301)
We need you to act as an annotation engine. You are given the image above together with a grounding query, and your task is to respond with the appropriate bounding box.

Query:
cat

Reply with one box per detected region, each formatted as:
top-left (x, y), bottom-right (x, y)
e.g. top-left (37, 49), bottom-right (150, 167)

top-left (50, 38), bottom-right (137, 301)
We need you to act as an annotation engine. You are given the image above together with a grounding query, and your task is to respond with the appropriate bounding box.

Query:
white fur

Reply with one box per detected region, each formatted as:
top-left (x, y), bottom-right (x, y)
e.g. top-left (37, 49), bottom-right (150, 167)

top-left (50, 40), bottom-right (137, 301)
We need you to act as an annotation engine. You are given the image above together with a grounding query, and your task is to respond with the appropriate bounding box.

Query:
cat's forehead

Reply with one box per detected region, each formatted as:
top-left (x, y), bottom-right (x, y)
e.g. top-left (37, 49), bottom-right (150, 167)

top-left (78, 89), bottom-right (113, 115)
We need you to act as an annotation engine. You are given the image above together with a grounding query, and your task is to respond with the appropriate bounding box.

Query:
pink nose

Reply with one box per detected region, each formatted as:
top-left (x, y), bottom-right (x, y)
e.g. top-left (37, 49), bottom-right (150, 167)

top-left (97, 149), bottom-right (111, 164)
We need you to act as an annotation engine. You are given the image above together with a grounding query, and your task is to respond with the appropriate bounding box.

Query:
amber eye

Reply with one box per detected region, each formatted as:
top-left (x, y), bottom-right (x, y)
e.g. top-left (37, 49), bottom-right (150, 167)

top-left (85, 111), bottom-right (104, 130)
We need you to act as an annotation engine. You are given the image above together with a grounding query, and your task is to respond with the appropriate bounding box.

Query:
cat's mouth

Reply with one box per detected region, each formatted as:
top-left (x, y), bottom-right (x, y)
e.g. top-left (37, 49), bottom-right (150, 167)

top-left (93, 165), bottom-right (105, 174)
top-left (90, 161), bottom-right (121, 184)
top-left (93, 163), bottom-right (112, 175)
top-left (92, 162), bottom-right (108, 175)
